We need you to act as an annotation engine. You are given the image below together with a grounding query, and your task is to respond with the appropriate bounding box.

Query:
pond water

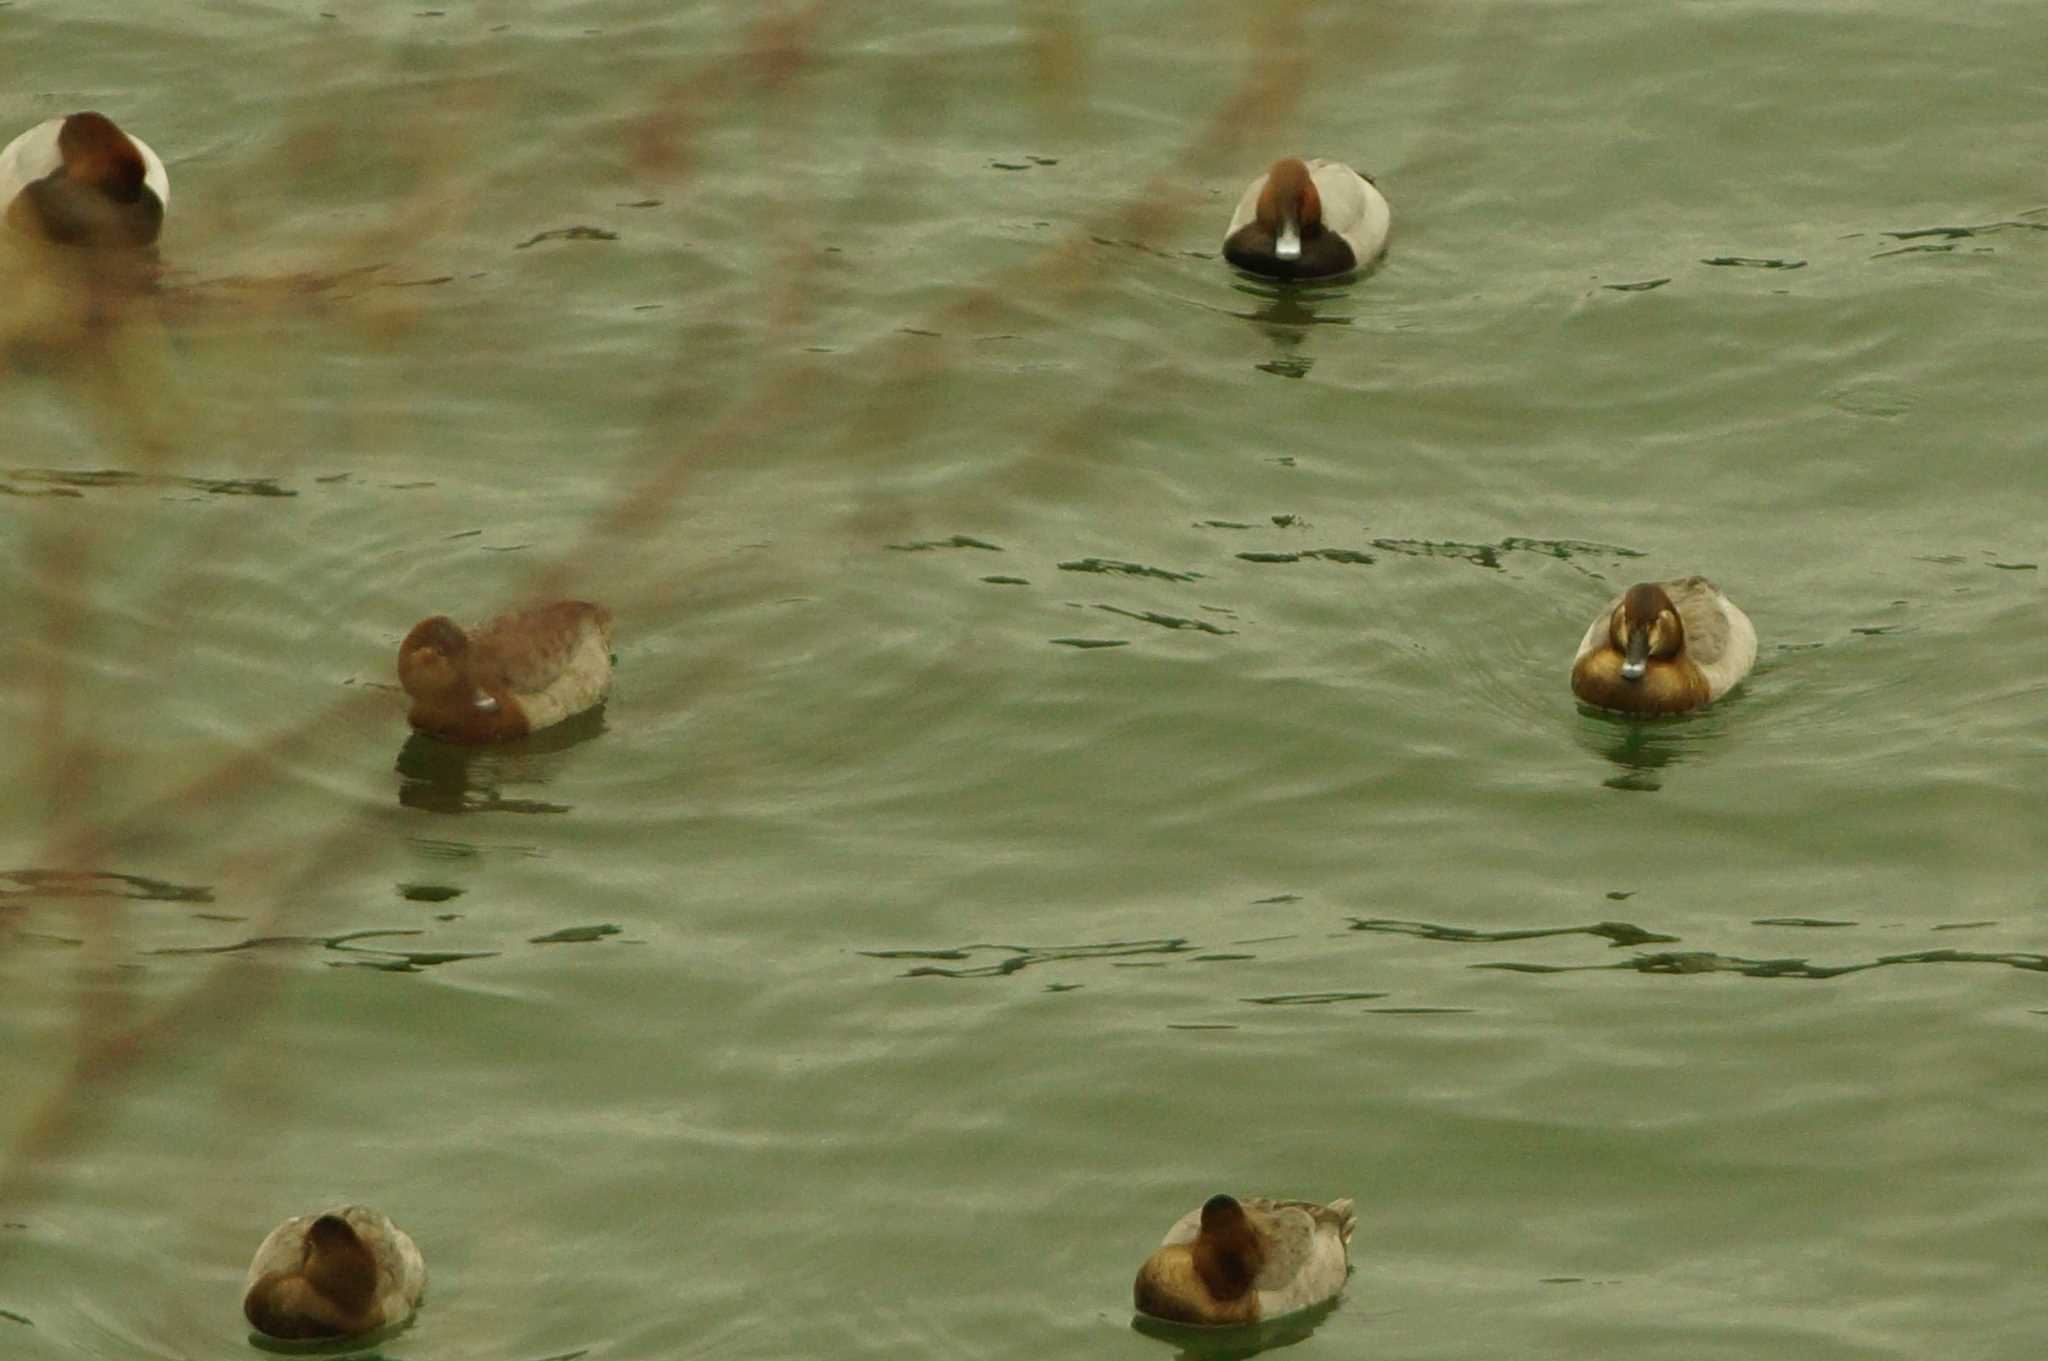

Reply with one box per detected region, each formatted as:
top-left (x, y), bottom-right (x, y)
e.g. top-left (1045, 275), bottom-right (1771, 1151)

top-left (2, 3), bottom-right (2044, 1359)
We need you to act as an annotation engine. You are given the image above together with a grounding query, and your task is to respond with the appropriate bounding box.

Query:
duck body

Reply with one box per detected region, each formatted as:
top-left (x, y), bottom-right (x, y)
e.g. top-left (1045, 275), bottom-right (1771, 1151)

top-left (1223, 158), bottom-right (1388, 279)
top-left (242, 1205), bottom-right (426, 1341)
top-left (399, 600), bottom-right (614, 744)
top-left (1133, 1194), bottom-right (1356, 1327)
top-left (1570, 576), bottom-right (1756, 716)
top-left (0, 112), bottom-right (168, 248)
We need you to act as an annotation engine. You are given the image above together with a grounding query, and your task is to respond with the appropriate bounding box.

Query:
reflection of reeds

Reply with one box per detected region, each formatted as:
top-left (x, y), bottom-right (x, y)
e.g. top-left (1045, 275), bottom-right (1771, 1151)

top-left (0, 2), bottom-right (1339, 1223)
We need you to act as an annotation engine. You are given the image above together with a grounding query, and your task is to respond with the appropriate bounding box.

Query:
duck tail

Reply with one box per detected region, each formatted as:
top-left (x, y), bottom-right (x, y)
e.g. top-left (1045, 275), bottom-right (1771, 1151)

top-left (1327, 1197), bottom-right (1357, 1242)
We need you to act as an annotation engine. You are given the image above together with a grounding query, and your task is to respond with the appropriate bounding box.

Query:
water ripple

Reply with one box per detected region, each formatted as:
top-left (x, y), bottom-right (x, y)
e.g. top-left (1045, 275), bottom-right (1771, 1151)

top-left (1, 869), bottom-right (213, 903)
top-left (1353, 916), bottom-right (2048, 983)
top-left (862, 938), bottom-right (1192, 978)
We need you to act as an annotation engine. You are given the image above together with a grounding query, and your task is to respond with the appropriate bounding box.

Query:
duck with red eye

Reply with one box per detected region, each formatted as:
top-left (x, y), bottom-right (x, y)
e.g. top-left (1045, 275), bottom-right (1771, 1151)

top-left (0, 112), bottom-right (169, 249)
top-left (1570, 576), bottom-right (1757, 716)
top-left (1222, 157), bottom-right (1390, 280)
top-left (242, 1206), bottom-right (426, 1341)
top-left (399, 600), bottom-right (614, 744)
top-left (1132, 1193), bottom-right (1357, 1327)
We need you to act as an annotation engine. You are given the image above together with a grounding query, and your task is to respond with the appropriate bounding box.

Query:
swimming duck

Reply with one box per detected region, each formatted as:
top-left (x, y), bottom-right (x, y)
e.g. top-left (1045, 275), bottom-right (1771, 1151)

top-left (0, 112), bottom-right (168, 248)
top-left (242, 1205), bottom-right (426, 1341)
top-left (398, 600), bottom-right (614, 743)
top-left (1133, 1194), bottom-right (1357, 1327)
top-left (1570, 576), bottom-right (1757, 716)
top-left (1222, 158), bottom-right (1388, 279)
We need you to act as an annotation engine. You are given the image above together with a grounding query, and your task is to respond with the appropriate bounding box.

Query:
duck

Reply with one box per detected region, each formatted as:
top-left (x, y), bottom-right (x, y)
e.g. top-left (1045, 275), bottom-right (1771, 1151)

top-left (1222, 158), bottom-right (1389, 279)
top-left (1570, 576), bottom-right (1757, 716)
top-left (242, 1205), bottom-right (426, 1341)
top-left (0, 112), bottom-right (168, 248)
top-left (1132, 1193), bottom-right (1357, 1327)
top-left (398, 600), bottom-right (614, 743)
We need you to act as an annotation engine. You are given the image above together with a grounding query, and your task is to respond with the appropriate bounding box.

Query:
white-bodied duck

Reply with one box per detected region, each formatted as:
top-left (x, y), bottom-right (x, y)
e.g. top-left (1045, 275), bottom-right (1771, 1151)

top-left (1571, 576), bottom-right (1757, 716)
top-left (1223, 158), bottom-right (1388, 279)
top-left (0, 112), bottom-right (168, 248)
top-left (242, 1205), bottom-right (426, 1341)
top-left (399, 599), bottom-right (614, 743)
top-left (1133, 1194), bottom-right (1357, 1326)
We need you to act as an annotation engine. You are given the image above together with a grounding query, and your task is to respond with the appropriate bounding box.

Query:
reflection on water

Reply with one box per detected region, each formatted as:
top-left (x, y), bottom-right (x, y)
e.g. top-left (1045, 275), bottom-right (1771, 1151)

top-left (1574, 710), bottom-right (1704, 792)
top-left (1227, 277), bottom-right (1360, 380)
top-left (149, 926), bottom-right (496, 973)
top-left (244, 1315), bottom-right (418, 1357)
top-left (0, 869), bottom-right (214, 903)
top-left (862, 937), bottom-right (1193, 979)
top-left (392, 709), bottom-right (609, 815)
top-left (0, 237), bottom-right (162, 360)
top-left (1130, 1295), bottom-right (1342, 1360)
top-left (1355, 910), bottom-right (2048, 983)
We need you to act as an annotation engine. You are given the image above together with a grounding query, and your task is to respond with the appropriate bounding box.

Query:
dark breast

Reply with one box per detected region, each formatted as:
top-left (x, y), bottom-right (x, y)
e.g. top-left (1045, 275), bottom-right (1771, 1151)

top-left (10, 175), bottom-right (163, 248)
top-left (1222, 225), bottom-right (1357, 280)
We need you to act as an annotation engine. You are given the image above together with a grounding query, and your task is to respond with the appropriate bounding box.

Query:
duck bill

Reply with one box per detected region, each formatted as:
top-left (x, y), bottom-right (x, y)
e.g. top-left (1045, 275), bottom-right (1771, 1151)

top-left (1275, 220), bottom-right (1303, 260)
top-left (1620, 629), bottom-right (1649, 682)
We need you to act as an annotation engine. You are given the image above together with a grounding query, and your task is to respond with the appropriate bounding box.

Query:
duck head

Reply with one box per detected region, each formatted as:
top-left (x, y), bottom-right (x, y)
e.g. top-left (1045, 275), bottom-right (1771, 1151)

top-left (1133, 1194), bottom-right (1265, 1326)
top-left (399, 616), bottom-right (523, 742)
top-left (243, 1214), bottom-right (379, 1339)
top-left (7, 112), bottom-right (165, 248)
top-left (59, 114), bottom-right (149, 201)
top-left (1613, 582), bottom-right (1680, 681)
top-left (1571, 583), bottom-right (1712, 715)
top-left (1256, 159), bottom-right (1322, 262)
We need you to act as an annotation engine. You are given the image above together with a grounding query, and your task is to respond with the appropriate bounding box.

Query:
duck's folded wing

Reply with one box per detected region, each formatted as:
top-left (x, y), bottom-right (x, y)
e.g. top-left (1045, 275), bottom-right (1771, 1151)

top-left (1667, 578), bottom-right (1735, 668)
top-left (470, 602), bottom-right (610, 693)
top-left (1304, 161), bottom-right (1378, 235)
top-left (336, 1206), bottom-right (426, 1298)
top-left (1244, 1202), bottom-right (1318, 1289)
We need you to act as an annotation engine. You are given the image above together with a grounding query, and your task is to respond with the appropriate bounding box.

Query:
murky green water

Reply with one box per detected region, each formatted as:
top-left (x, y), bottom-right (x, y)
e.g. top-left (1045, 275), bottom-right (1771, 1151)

top-left (4, 2), bottom-right (2045, 1358)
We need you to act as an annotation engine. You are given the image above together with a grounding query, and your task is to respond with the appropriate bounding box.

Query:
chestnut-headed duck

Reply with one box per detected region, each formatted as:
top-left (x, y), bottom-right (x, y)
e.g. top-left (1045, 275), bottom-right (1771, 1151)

top-left (1133, 1194), bottom-right (1357, 1327)
top-left (242, 1205), bottom-right (426, 1341)
top-left (0, 112), bottom-right (168, 248)
top-left (399, 600), bottom-right (614, 744)
top-left (1223, 158), bottom-right (1388, 279)
top-left (1570, 576), bottom-right (1757, 716)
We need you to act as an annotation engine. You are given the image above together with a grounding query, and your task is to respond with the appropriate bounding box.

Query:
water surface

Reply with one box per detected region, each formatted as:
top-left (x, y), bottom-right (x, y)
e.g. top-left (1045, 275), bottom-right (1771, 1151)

top-left (3, 3), bottom-right (2045, 1359)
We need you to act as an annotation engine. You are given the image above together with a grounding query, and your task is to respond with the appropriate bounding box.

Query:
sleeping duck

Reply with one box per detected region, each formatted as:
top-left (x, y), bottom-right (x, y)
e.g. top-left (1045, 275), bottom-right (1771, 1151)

top-left (399, 599), bottom-right (614, 743)
top-left (242, 1205), bottom-right (426, 1341)
top-left (1222, 158), bottom-right (1389, 279)
top-left (1133, 1194), bottom-right (1357, 1327)
top-left (0, 112), bottom-right (168, 248)
top-left (1570, 576), bottom-right (1757, 716)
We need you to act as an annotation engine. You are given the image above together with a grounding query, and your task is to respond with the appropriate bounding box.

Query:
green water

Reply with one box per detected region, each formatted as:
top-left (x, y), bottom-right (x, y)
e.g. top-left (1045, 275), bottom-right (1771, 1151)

top-left (3, 3), bottom-right (2045, 1359)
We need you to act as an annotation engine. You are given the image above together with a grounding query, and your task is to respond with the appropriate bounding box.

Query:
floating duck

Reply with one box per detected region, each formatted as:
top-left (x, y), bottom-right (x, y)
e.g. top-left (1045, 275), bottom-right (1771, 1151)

top-left (1133, 1193), bottom-right (1357, 1326)
top-left (1570, 576), bottom-right (1757, 716)
top-left (1222, 158), bottom-right (1388, 279)
top-left (242, 1205), bottom-right (426, 1341)
top-left (399, 600), bottom-right (614, 743)
top-left (0, 112), bottom-right (168, 248)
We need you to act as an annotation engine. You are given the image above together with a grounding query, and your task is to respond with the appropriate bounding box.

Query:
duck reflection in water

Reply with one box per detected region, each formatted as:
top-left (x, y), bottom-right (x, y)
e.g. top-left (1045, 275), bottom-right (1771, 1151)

top-left (1130, 1295), bottom-right (1342, 1361)
top-left (1579, 717), bottom-right (1697, 793)
top-left (393, 710), bottom-right (603, 815)
top-left (1228, 283), bottom-right (1359, 381)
